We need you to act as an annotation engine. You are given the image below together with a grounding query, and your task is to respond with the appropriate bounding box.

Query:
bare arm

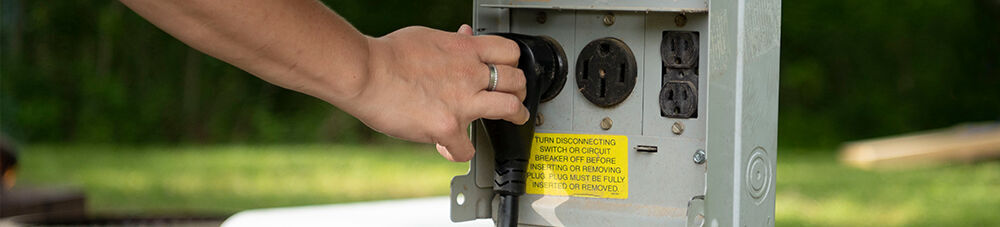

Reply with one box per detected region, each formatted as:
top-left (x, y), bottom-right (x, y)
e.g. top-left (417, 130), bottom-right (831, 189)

top-left (120, 0), bottom-right (526, 162)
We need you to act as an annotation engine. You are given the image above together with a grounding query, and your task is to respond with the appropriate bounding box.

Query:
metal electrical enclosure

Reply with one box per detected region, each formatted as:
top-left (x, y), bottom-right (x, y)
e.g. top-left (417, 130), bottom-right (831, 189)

top-left (451, 0), bottom-right (780, 226)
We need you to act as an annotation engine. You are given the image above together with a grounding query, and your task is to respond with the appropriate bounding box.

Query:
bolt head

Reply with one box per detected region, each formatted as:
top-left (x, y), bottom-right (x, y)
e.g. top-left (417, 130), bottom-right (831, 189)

top-left (536, 12), bottom-right (547, 24)
top-left (674, 14), bottom-right (688, 27)
top-left (671, 122), bottom-right (685, 135)
top-left (693, 149), bottom-right (706, 164)
top-left (603, 13), bottom-right (615, 26)
top-left (600, 117), bottom-right (613, 130)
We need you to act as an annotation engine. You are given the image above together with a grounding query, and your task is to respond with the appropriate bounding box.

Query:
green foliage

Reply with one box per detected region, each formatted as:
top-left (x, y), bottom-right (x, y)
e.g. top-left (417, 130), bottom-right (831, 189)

top-left (1, 1), bottom-right (998, 146)
top-left (780, 0), bottom-right (1000, 147)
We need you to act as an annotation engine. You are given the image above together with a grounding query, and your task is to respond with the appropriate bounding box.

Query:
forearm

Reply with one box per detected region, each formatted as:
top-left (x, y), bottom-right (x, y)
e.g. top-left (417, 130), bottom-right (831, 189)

top-left (120, 0), bottom-right (370, 104)
top-left (123, 0), bottom-right (527, 161)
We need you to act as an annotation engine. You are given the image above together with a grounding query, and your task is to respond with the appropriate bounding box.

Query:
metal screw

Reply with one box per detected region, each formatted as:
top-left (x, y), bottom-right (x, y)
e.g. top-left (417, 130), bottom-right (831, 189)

top-left (674, 14), bottom-right (688, 27)
top-left (535, 113), bottom-right (545, 126)
top-left (603, 13), bottom-right (615, 26)
top-left (536, 12), bottom-right (547, 24)
top-left (671, 121), bottom-right (684, 135)
top-left (693, 149), bottom-right (706, 164)
top-left (600, 117), bottom-right (613, 130)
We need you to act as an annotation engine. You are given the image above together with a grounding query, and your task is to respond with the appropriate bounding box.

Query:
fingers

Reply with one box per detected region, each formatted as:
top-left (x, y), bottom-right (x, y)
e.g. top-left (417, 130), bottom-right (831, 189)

top-left (469, 35), bottom-right (520, 66)
top-left (480, 64), bottom-right (526, 101)
top-left (471, 92), bottom-right (530, 125)
top-left (434, 126), bottom-right (475, 162)
top-left (456, 24), bottom-right (473, 36)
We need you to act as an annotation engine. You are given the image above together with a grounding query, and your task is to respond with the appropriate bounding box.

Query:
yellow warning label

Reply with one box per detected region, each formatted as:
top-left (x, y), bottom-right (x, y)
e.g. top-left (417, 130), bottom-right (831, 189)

top-left (525, 133), bottom-right (628, 199)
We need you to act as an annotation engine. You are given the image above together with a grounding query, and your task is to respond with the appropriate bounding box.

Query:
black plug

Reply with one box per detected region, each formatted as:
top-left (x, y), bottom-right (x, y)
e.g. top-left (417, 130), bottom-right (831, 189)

top-left (481, 33), bottom-right (566, 227)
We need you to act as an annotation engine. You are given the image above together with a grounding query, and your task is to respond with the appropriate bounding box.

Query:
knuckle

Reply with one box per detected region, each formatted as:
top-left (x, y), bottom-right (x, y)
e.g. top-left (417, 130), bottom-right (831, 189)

top-left (397, 26), bottom-right (430, 36)
top-left (502, 40), bottom-right (520, 60)
top-left (443, 36), bottom-right (472, 53)
top-left (461, 63), bottom-right (483, 77)
top-left (500, 39), bottom-right (519, 53)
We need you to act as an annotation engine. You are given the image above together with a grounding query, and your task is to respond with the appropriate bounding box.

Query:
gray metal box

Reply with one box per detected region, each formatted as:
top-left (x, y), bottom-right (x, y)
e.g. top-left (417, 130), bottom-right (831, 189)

top-left (451, 0), bottom-right (780, 226)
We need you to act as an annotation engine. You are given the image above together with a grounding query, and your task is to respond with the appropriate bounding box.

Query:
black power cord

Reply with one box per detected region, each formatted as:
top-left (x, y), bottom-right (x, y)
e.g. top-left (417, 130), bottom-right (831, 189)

top-left (481, 33), bottom-right (567, 227)
top-left (497, 194), bottom-right (519, 227)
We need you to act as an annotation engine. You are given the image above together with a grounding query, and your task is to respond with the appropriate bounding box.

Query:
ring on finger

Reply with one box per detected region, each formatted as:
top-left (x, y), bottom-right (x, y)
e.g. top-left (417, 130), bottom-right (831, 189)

top-left (487, 63), bottom-right (498, 91)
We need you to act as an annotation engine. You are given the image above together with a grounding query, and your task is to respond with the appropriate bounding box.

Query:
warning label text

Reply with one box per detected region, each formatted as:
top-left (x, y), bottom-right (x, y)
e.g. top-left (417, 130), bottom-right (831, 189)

top-left (525, 133), bottom-right (628, 199)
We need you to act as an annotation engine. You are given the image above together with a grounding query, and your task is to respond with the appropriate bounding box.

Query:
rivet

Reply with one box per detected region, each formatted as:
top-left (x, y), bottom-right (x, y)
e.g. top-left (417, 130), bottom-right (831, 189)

top-left (535, 113), bottom-right (545, 126)
top-left (600, 117), bottom-right (613, 130)
top-left (536, 12), bottom-right (547, 24)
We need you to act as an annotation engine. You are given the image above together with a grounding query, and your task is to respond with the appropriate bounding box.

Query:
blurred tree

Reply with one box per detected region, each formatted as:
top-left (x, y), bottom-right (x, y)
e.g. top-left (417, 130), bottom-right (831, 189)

top-left (779, 0), bottom-right (1000, 147)
top-left (0, 0), bottom-right (997, 148)
top-left (0, 0), bottom-right (471, 144)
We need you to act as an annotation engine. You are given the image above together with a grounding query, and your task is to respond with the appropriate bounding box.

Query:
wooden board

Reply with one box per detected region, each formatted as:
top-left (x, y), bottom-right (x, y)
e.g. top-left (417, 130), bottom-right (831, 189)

top-left (840, 122), bottom-right (1000, 170)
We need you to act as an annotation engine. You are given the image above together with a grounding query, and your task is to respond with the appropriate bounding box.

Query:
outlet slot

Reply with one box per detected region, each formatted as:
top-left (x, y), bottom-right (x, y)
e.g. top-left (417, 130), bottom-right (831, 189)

top-left (575, 37), bottom-right (638, 108)
top-left (660, 31), bottom-right (699, 118)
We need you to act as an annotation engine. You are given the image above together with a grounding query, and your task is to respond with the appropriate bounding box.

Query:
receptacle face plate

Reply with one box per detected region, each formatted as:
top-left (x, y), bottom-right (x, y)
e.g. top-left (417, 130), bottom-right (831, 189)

top-left (457, 9), bottom-right (707, 226)
top-left (643, 13), bottom-right (708, 138)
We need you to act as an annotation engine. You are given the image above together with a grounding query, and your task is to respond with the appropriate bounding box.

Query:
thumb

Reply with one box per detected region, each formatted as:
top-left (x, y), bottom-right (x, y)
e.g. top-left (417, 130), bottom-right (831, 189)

top-left (434, 127), bottom-right (475, 162)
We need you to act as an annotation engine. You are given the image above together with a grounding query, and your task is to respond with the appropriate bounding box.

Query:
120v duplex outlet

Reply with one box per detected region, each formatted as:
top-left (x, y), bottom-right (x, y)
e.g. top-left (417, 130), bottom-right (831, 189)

top-left (660, 79), bottom-right (697, 118)
top-left (576, 37), bottom-right (638, 108)
top-left (660, 31), bottom-right (700, 118)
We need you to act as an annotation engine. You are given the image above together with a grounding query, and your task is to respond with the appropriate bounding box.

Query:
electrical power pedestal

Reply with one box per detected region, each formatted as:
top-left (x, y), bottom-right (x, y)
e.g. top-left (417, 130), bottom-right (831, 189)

top-left (451, 0), bottom-right (780, 226)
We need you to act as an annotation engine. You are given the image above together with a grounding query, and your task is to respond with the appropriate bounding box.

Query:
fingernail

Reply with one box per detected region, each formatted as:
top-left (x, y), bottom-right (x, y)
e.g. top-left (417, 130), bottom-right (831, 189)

top-left (457, 24), bottom-right (472, 33)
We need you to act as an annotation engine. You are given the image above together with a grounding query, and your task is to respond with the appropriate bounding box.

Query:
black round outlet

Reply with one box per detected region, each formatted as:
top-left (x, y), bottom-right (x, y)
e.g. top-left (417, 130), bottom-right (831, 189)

top-left (575, 38), bottom-right (637, 107)
top-left (539, 35), bottom-right (568, 103)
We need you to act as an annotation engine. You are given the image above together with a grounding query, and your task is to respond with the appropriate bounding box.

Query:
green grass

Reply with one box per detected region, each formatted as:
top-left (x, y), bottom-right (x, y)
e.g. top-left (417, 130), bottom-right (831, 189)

top-left (16, 144), bottom-right (468, 216)
top-left (777, 149), bottom-right (1000, 226)
top-left (15, 145), bottom-right (1000, 226)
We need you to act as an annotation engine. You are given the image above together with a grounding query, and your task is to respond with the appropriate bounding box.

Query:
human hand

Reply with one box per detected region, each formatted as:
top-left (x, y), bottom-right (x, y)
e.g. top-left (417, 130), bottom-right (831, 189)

top-left (339, 25), bottom-right (527, 162)
top-left (119, 1), bottom-right (525, 161)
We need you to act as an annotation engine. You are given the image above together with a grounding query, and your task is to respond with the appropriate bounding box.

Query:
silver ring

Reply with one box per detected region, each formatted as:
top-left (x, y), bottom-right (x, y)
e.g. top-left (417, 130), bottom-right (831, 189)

top-left (487, 64), bottom-right (498, 91)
